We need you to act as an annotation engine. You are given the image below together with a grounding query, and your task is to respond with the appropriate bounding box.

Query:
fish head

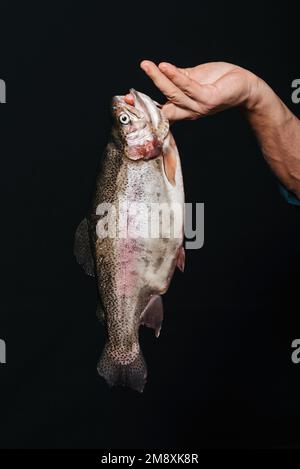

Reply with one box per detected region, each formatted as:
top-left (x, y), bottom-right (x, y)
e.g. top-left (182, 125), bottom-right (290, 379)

top-left (111, 89), bottom-right (169, 161)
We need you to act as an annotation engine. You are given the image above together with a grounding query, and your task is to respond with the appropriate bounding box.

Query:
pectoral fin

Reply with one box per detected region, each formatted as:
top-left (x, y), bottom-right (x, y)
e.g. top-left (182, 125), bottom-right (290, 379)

top-left (176, 246), bottom-right (185, 273)
top-left (140, 295), bottom-right (164, 338)
top-left (163, 133), bottom-right (177, 186)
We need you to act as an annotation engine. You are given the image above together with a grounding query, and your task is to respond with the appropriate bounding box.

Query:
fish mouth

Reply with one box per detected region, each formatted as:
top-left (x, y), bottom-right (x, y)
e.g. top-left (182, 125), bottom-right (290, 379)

top-left (114, 89), bottom-right (162, 125)
top-left (129, 89), bottom-right (162, 127)
top-left (112, 92), bottom-right (141, 118)
top-left (113, 90), bottom-right (158, 143)
top-left (112, 89), bottom-right (169, 160)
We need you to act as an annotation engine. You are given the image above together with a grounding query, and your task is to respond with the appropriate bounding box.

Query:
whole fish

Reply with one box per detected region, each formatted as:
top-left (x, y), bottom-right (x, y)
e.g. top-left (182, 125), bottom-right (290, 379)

top-left (74, 89), bottom-right (185, 392)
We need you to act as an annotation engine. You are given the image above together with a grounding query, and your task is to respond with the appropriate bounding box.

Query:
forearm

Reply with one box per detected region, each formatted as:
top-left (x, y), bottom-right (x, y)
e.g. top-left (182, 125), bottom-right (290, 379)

top-left (245, 79), bottom-right (300, 198)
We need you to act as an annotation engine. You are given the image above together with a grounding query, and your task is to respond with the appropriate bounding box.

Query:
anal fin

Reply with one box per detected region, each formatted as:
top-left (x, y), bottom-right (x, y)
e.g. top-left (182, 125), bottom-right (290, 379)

top-left (177, 246), bottom-right (185, 273)
top-left (140, 295), bottom-right (164, 338)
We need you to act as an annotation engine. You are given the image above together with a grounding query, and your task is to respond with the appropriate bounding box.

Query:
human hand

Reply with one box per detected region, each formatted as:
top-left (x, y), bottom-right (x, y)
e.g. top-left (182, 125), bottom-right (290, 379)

top-left (140, 61), bottom-right (264, 121)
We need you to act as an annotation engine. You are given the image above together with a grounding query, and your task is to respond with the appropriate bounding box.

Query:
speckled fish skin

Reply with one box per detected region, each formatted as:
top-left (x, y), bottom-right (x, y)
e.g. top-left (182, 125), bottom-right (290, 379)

top-left (75, 89), bottom-right (185, 392)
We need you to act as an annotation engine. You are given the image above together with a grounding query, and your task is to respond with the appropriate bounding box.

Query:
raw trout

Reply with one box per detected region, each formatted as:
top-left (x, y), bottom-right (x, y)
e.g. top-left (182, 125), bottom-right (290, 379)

top-left (74, 89), bottom-right (185, 392)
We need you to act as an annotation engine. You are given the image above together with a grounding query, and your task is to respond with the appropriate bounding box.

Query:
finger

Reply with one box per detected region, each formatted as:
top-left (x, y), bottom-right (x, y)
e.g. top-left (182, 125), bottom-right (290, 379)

top-left (159, 62), bottom-right (199, 93)
top-left (140, 60), bottom-right (197, 110)
top-left (177, 67), bottom-right (193, 78)
top-left (140, 60), bottom-right (189, 102)
top-left (162, 102), bottom-right (198, 122)
top-left (159, 62), bottom-right (217, 104)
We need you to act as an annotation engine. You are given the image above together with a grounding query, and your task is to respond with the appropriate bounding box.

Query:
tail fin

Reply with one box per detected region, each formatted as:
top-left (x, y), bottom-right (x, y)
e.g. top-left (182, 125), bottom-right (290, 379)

top-left (97, 345), bottom-right (147, 393)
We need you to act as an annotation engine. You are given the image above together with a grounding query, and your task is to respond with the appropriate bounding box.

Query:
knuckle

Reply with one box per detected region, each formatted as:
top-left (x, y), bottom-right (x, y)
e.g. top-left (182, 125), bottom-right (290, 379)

top-left (183, 81), bottom-right (193, 94)
top-left (168, 91), bottom-right (181, 103)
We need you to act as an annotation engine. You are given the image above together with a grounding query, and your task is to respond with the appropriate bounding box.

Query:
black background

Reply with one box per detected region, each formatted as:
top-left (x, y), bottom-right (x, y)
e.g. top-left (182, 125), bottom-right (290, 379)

top-left (0, 0), bottom-right (300, 449)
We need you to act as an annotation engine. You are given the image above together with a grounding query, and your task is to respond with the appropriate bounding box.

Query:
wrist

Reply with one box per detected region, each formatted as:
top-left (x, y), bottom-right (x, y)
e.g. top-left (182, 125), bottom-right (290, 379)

top-left (244, 74), bottom-right (290, 127)
top-left (244, 74), bottom-right (270, 111)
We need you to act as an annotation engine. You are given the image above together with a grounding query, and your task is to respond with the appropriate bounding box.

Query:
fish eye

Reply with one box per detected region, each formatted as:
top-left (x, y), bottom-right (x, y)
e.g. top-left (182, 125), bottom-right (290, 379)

top-left (119, 113), bottom-right (130, 125)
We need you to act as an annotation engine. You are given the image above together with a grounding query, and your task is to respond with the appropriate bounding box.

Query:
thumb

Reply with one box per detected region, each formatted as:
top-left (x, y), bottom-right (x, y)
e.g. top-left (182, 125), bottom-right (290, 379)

top-left (162, 102), bottom-right (192, 122)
